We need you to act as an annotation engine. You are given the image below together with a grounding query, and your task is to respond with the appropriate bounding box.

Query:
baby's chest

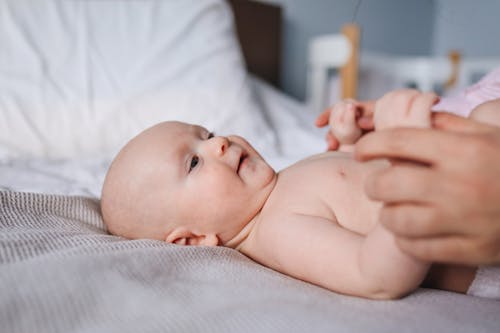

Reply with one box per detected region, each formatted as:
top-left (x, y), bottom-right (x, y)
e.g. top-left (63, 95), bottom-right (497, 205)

top-left (269, 155), bottom-right (381, 235)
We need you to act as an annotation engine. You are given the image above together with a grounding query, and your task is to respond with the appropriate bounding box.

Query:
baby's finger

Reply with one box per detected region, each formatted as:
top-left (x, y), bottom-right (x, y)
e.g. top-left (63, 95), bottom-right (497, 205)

top-left (344, 102), bottom-right (358, 123)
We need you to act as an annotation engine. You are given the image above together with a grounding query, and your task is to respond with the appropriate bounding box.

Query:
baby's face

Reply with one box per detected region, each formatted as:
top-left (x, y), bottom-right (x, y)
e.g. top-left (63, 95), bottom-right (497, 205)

top-left (104, 121), bottom-right (276, 246)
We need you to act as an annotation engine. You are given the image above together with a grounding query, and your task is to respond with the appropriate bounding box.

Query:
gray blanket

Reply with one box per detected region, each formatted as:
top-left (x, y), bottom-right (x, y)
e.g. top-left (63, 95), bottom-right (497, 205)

top-left (1, 190), bottom-right (499, 333)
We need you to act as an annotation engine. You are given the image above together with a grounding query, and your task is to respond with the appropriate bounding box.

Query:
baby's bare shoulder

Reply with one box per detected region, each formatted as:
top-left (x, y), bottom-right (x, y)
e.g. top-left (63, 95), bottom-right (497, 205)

top-left (258, 151), bottom-right (385, 236)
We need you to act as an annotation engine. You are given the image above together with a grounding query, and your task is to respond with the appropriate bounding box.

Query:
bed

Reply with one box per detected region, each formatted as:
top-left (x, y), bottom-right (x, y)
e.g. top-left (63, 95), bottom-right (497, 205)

top-left (1, 1), bottom-right (499, 332)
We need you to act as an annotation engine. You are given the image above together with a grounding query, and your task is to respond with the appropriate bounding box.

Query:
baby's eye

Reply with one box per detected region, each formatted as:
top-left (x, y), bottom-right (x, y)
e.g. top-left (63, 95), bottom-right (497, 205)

top-left (207, 132), bottom-right (215, 139)
top-left (189, 156), bottom-right (199, 172)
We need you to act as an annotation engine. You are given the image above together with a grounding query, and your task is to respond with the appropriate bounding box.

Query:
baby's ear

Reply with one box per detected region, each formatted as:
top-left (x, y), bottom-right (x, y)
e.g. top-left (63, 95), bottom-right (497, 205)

top-left (165, 227), bottom-right (191, 245)
top-left (197, 234), bottom-right (219, 247)
top-left (165, 228), bottom-right (219, 246)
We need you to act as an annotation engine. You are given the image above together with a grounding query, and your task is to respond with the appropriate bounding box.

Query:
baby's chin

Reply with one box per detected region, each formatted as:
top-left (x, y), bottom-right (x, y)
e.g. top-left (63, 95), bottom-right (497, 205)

top-left (257, 164), bottom-right (277, 193)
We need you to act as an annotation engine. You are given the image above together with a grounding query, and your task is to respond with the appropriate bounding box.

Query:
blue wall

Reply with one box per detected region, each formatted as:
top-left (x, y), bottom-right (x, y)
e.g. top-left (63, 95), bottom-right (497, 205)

top-left (258, 0), bottom-right (500, 101)
top-left (258, 0), bottom-right (436, 100)
top-left (432, 0), bottom-right (500, 56)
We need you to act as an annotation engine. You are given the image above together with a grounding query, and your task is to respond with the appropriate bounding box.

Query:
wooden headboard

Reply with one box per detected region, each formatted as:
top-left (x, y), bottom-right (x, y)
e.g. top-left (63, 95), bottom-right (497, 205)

top-left (227, 0), bottom-right (282, 88)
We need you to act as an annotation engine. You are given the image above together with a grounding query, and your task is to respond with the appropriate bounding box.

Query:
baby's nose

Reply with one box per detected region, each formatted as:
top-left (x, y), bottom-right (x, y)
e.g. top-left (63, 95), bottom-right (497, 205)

top-left (207, 136), bottom-right (229, 156)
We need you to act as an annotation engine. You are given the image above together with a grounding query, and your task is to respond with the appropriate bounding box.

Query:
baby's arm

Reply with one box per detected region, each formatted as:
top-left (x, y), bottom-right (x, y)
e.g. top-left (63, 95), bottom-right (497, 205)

top-left (383, 91), bottom-right (500, 129)
top-left (316, 99), bottom-right (375, 151)
top-left (318, 89), bottom-right (438, 151)
top-left (373, 89), bottom-right (438, 130)
top-left (254, 214), bottom-right (430, 299)
top-left (468, 98), bottom-right (500, 127)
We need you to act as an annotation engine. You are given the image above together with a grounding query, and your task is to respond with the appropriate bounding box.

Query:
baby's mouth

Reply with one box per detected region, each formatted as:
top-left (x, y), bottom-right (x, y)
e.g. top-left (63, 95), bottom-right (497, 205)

top-left (237, 153), bottom-right (248, 174)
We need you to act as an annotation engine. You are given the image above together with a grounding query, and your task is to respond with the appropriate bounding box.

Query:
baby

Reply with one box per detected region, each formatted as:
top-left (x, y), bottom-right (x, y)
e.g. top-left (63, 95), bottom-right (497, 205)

top-left (101, 89), bottom-right (498, 300)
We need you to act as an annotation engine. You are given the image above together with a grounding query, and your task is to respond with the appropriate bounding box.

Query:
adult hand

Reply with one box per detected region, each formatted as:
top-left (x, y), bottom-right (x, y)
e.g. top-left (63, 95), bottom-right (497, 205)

top-left (315, 100), bottom-right (376, 150)
top-left (355, 112), bottom-right (500, 265)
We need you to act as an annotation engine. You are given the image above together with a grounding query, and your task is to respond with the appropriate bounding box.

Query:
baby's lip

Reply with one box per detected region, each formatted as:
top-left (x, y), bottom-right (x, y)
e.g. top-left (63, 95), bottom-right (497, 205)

top-left (236, 150), bottom-right (248, 174)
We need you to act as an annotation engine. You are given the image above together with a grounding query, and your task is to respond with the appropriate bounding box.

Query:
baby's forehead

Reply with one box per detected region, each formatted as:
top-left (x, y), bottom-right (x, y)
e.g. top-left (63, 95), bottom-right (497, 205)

top-left (133, 122), bottom-right (196, 148)
top-left (156, 121), bottom-right (205, 139)
top-left (134, 121), bottom-right (206, 171)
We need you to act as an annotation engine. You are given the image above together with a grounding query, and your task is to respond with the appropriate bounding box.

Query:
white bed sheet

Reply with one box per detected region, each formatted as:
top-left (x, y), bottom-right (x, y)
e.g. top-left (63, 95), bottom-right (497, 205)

top-left (0, 75), bottom-right (327, 197)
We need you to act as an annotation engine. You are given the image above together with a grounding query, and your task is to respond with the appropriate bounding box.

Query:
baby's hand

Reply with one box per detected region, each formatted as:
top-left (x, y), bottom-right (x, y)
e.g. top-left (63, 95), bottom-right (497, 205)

top-left (329, 99), bottom-right (363, 145)
top-left (374, 89), bottom-right (439, 130)
top-left (316, 99), bottom-right (375, 150)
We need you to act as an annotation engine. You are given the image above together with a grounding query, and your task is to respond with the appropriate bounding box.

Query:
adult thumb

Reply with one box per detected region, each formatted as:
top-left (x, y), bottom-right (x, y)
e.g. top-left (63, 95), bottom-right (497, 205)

top-left (432, 112), bottom-right (490, 134)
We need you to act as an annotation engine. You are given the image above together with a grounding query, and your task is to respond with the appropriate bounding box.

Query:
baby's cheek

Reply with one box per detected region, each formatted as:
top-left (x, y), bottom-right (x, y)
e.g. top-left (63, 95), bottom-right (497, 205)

top-left (206, 171), bottom-right (234, 196)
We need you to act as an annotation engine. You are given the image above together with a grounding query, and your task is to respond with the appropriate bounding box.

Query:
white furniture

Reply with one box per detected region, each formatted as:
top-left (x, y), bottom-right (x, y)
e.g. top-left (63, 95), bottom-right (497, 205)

top-left (306, 25), bottom-right (500, 114)
top-left (306, 24), bottom-right (359, 114)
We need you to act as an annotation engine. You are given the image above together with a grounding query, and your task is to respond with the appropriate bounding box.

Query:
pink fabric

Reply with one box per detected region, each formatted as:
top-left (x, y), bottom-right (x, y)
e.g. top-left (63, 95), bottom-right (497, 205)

top-left (432, 67), bottom-right (500, 117)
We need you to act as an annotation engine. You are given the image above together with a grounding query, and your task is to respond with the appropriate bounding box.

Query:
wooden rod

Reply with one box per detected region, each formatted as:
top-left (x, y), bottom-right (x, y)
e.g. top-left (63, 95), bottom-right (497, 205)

top-left (340, 23), bottom-right (360, 99)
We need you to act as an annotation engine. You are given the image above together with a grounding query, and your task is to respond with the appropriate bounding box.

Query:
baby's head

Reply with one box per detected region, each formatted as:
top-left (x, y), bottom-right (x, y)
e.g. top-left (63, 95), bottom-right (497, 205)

top-left (101, 121), bottom-right (276, 246)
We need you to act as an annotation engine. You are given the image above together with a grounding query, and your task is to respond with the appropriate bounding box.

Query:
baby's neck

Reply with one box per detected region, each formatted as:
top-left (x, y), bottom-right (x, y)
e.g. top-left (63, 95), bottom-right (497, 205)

top-left (223, 213), bottom-right (261, 250)
top-left (223, 172), bottom-right (279, 250)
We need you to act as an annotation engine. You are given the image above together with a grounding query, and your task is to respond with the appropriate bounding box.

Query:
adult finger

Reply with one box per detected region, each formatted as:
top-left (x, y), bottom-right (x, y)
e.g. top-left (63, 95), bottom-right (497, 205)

top-left (315, 108), bottom-right (331, 127)
top-left (395, 236), bottom-right (490, 265)
top-left (432, 112), bottom-right (492, 133)
top-left (326, 131), bottom-right (340, 151)
top-left (354, 128), bottom-right (461, 166)
top-left (396, 236), bottom-right (467, 263)
top-left (408, 92), bottom-right (439, 127)
top-left (364, 164), bottom-right (445, 203)
top-left (411, 92), bottom-right (439, 113)
top-left (379, 203), bottom-right (459, 237)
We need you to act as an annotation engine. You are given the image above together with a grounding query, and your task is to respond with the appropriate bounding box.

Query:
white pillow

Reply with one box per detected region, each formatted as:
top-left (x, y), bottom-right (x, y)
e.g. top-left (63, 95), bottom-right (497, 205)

top-left (0, 0), bottom-right (275, 159)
